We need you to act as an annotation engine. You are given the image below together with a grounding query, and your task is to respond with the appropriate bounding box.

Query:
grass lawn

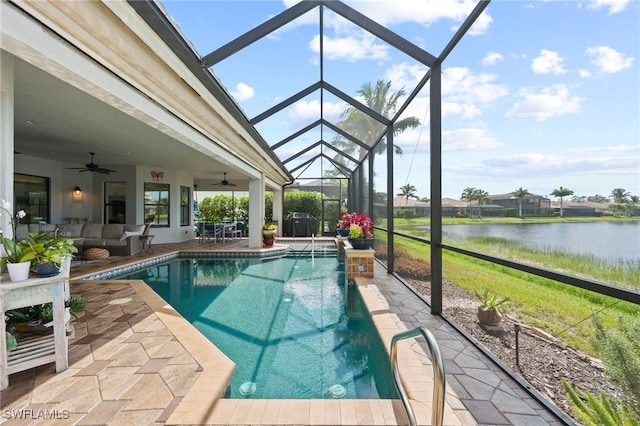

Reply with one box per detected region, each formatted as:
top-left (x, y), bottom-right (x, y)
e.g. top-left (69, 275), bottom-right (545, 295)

top-left (375, 230), bottom-right (640, 354)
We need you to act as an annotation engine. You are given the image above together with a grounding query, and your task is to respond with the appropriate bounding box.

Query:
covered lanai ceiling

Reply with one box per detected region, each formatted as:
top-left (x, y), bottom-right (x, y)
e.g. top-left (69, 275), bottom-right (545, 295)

top-left (156, 0), bottom-right (490, 183)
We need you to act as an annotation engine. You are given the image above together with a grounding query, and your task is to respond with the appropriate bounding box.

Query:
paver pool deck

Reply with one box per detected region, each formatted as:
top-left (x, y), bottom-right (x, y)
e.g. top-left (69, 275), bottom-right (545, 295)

top-left (0, 238), bottom-right (568, 425)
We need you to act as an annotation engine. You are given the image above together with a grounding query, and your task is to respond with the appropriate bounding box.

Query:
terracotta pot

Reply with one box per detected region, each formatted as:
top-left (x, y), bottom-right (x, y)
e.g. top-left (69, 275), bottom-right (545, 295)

top-left (477, 307), bottom-right (502, 326)
top-left (262, 230), bottom-right (276, 247)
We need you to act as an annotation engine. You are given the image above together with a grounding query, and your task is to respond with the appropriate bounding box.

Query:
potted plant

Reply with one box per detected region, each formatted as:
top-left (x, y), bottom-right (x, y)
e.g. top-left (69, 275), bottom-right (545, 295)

top-left (0, 200), bottom-right (32, 281)
top-left (336, 212), bottom-right (352, 237)
top-left (475, 289), bottom-right (508, 326)
top-left (341, 212), bottom-right (375, 250)
top-left (262, 222), bottom-right (276, 247)
top-left (6, 296), bottom-right (86, 336)
top-left (22, 231), bottom-right (77, 276)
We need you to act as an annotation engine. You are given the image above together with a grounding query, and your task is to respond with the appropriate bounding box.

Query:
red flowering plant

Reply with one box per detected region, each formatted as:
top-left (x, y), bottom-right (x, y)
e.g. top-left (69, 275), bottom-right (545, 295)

top-left (337, 212), bottom-right (374, 239)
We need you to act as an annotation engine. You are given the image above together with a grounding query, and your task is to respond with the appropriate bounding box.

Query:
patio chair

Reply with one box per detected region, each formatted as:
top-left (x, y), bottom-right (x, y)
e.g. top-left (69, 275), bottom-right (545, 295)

top-left (201, 223), bottom-right (221, 243)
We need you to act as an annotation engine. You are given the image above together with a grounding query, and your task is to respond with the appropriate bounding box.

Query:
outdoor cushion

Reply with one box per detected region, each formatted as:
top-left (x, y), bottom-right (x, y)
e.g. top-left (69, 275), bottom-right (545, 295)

top-left (57, 223), bottom-right (84, 238)
top-left (81, 223), bottom-right (104, 239)
top-left (102, 224), bottom-right (125, 239)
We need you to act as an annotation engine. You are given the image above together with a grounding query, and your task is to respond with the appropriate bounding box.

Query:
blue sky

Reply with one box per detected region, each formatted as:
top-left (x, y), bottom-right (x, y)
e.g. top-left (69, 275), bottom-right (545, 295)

top-left (162, 0), bottom-right (639, 201)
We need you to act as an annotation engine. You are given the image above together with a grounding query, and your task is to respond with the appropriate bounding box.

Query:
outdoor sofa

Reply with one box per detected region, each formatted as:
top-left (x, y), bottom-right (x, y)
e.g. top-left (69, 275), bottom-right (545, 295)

top-left (15, 223), bottom-right (147, 256)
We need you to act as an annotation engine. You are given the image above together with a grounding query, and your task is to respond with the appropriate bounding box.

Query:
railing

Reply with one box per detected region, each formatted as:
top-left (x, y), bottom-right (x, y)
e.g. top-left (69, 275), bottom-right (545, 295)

top-left (390, 326), bottom-right (446, 426)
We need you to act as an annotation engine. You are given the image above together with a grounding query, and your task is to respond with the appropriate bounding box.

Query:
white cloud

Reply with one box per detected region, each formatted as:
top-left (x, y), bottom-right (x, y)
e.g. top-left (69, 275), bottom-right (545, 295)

top-left (442, 101), bottom-right (483, 119)
top-left (309, 34), bottom-right (389, 62)
top-left (442, 128), bottom-right (503, 151)
top-left (345, 0), bottom-right (493, 35)
top-left (531, 49), bottom-right (568, 75)
top-left (578, 69), bottom-right (592, 78)
top-left (230, 82), bottom-right (255, 101)
top-left (384, 63), bottom-right (429, 92)
top-left (481, 152), bottom-right (640, 178)
top-left (482, 51), bottom-right (504, 66)
top-left (442, 67), bottom-right (509, 104)
top-left (570, 144), bottom-right (640, 153)
top-left (288, 99), bottom-right (347, 126)
top-left (506, 84), bottom-right (584, 121)
top-left (586, 45), bottom-right (635, 74)
top-left (585, 0), bottom-right (629, 15)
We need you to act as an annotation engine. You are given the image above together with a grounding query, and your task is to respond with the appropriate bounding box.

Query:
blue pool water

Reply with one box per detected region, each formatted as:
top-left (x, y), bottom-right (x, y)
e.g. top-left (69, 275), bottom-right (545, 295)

top-left (119, 254), bottom-right (398, 399)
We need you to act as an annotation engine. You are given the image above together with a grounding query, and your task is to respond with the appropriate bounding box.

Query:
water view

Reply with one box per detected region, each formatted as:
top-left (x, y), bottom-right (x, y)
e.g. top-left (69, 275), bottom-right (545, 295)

top-left (442, 221), bottom-right (640, 263)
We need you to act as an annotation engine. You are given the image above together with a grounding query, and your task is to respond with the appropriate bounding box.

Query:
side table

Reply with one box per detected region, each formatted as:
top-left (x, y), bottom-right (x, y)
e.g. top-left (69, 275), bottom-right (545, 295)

top-left (141, 235), bottom-right (155, 252)
top-left (1, 267), bottom-right (70, 390)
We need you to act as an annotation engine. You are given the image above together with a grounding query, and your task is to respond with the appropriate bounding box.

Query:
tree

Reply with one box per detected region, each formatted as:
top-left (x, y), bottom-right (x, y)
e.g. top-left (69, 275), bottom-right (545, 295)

top-left (397, 183), bottom-right (417, 206)
top-left (513, 187), bottom-right (530, 217)
top-left (461, 187), bottom-right (489, 217)
top-left (571, 195), bottom-right (587, 203)
top-left (587, 194), bottom-right (610, 203)
top-left (550, 186), bottom-right (574, 217)
top-left (330, 80), bottom-right (421, 168)
top-left (611, 188), bottom-right (631, 203)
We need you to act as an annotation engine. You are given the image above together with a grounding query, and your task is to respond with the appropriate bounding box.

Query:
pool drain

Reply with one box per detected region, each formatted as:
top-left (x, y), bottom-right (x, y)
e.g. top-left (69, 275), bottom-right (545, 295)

top-left (239, 382), bottom-right (257, 395)
top-left (328, 384), bottom-right (346, 398)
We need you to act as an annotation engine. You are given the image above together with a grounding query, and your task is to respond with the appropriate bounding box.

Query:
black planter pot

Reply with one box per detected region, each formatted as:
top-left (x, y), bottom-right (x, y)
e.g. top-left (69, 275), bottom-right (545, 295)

top-left (36, 262), bottom-right (60, 277)
top-left (348, 238), bottom-right (376, 250)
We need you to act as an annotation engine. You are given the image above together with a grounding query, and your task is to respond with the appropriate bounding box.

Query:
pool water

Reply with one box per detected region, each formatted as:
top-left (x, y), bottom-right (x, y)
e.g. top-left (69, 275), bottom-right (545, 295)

top-left (120, 254), bottom-right (398, 399)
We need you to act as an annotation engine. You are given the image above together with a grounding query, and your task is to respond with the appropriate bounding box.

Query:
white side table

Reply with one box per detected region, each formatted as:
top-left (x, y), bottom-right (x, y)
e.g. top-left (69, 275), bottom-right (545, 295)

top-left (0, 259), bottom-right (70, 390)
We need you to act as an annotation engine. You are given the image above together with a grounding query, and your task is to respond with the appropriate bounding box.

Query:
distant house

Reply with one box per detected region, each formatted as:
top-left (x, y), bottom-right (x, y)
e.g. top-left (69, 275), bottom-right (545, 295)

top-left (375, 197), bottom-right (506, 218)
top-left (297, 179), bottom-right (345, 200)
top-left (549, 201), bottom-right (622, 217)
top-left (489, 192), bottom-right (551, 215)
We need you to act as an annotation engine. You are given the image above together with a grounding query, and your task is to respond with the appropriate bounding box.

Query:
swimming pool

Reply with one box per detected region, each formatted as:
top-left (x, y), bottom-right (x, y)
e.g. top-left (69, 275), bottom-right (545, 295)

top-left (119, 253), bottom-right (398, 399)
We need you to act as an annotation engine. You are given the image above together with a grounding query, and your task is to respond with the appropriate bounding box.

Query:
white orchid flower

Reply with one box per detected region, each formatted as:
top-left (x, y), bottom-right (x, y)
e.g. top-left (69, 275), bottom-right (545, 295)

top-left (1, 199), bottom-right (10, 210)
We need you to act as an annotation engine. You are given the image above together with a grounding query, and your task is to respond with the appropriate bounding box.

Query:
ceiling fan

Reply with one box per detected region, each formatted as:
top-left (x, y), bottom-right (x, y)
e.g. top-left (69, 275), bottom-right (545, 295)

top-left (212, 172), bottom-right (236, 187)
top-left (66, 152), bottom-right (116, 174)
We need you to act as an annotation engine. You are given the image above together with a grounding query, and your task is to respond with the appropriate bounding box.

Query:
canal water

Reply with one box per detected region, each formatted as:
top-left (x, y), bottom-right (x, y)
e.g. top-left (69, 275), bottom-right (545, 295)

top-left (442, 221), bottom-right (640, 264)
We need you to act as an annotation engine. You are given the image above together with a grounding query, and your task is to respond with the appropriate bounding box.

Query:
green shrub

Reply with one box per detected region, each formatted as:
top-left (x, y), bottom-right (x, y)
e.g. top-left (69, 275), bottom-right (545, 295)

top-left (590, 315), bottom-right (640, 414)
top-left (562, 378), bottom-right (640, 426)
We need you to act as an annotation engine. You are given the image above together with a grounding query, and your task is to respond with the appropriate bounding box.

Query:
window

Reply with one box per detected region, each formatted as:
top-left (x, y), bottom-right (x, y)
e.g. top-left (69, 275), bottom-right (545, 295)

top-left (180, 186), bottom-right (190, 226)
top-left (105, 182), bottom-right (126, 224)
top-left (144, 182), bottom-right (169, 226)
top-left (14, 174), bottom-right (49, 223)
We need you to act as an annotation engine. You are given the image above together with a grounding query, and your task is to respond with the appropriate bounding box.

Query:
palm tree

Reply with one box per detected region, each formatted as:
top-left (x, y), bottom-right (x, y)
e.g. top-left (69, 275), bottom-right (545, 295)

top-left (611, 188), bottom-right (631, 203)
top-left (550, 186), bottom-right (574, 217)
top-left (330, 80), bottom-right (421, 163)
top-left (397, 183), bottom-right (417, 206)
top-left (461, 187), bottom-right (489, 217)
top-left (513, 187), bottom-right (530, 217)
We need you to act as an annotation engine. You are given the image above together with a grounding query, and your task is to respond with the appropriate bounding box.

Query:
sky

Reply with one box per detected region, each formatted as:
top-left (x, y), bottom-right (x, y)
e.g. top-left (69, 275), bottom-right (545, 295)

top-left (161, 0), bottom-right (639, 201)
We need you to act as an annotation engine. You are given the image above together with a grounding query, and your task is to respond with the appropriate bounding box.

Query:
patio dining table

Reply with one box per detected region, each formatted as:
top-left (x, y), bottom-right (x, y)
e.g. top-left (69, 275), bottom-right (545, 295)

top-left (199, 223), bottom-right (239, 243)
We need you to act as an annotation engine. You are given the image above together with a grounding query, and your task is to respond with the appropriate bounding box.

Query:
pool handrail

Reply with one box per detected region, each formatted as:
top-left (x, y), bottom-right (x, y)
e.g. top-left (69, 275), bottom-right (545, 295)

top-left (390, 326), bottom-right (446, 426)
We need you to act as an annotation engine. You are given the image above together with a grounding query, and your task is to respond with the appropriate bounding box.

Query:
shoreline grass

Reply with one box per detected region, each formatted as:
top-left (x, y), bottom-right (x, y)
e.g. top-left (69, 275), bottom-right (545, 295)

top-left (374, 229), bottom-right (640, 354)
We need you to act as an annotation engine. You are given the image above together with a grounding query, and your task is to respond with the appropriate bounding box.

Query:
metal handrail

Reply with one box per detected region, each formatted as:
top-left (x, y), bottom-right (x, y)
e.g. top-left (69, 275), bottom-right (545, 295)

top-left (390, 326), bottom-right (446, 426)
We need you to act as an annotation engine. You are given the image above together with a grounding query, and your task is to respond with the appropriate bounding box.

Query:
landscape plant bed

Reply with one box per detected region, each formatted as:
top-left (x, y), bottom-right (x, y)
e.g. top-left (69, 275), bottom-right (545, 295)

top-left (407, 277), bottom-right (627, 424)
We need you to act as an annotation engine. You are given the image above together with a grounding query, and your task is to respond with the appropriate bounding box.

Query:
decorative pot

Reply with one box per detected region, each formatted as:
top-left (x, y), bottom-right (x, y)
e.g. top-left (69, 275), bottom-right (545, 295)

top-left (337, 229), bottom-right (350, 237)
top-left (347, 238), bottom-right (375, 250)
top-left (262, 230), bottom-right (276, 247)
top-left (36, 262), bottom-right (60, 277)
top-left (7, 261), bottom-right (31, 281)
top-left (477, 307), bottom-right (502, 326)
